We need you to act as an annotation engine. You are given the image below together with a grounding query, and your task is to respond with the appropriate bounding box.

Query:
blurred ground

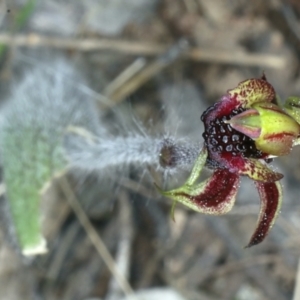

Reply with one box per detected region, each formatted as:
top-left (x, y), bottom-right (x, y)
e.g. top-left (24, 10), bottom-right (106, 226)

top-left (1, 0), bottom-right (300, 299)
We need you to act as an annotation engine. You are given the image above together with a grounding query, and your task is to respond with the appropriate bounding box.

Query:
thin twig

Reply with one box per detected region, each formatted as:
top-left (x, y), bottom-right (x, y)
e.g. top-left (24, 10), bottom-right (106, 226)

top-left (0, 33), bottom-right (287, 69)
top-left (106, 192), bottom-right (134, 300)
top-left (293, 257), bottom-right (300, 300)
top-left (205, 217), bottom-right (287, 300)
top-left (281, 2), bottom-right (300, 41)
top-left (58, 176), bottom-right (136, 299)
top-left (106, 39), bottom-right (189, 104)
top-left (104, 58), bottom-right (146, 98)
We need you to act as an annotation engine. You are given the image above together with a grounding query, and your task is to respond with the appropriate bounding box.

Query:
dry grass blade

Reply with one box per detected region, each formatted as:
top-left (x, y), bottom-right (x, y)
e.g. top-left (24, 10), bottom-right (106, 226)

top-left (106, 192), bottom-right (134, 300)
top-left (293, 257), bottom-right (300, 300)
top-left (205, 217), bottom-right (287, 300)
top-left (59, 176), bottom-right (136, 299)
top-left (0, 33), bottom-right (287, 69)
top-left (104, 58), bottom-right (146, 98)
top-left (104, 39), bottom-right (189, 104)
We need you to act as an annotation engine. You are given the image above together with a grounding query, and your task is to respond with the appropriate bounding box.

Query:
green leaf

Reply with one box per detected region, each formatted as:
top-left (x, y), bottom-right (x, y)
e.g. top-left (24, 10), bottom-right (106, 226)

top-left (2, 126), bottom-right (66, 255)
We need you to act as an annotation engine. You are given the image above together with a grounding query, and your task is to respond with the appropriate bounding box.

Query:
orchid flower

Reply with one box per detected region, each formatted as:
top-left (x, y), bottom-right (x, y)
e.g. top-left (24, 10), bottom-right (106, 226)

top-left (158, 75), bottom-right (300, 247)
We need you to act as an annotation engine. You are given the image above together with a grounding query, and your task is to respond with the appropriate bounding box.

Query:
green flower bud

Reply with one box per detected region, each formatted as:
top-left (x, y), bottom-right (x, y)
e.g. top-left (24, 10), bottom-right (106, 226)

top-left (228, 102), bottom-right (300, 156)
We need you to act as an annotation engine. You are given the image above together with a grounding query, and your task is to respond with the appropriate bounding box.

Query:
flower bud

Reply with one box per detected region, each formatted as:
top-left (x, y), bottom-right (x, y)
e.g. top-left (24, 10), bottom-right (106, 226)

top-left (227, 102), bottom-right (300, 156)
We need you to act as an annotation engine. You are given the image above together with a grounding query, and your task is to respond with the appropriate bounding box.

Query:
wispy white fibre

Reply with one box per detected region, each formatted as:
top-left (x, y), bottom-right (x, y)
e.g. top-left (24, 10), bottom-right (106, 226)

top-left (1, 57), bottom-right (202, 178)
top-left (65, 132), bottom-right (200, 174)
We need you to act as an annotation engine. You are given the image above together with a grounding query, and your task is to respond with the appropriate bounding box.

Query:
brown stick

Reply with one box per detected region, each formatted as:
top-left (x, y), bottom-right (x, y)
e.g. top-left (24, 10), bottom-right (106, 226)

top-left (0, 33), bottom-right (286, 69)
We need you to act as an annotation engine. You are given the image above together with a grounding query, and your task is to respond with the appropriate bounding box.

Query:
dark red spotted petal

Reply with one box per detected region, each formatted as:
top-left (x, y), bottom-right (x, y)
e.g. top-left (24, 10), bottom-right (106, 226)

top-left (201, 78), bottom-right (276, 126)
top-left (239, 158), bottom-right (283, 182)
top-left (158, 169), bottom-right (240, 215)
top-left (246, 180), bottom-right (283, 247)
top-left (227, 78), bottom-right (275, 108)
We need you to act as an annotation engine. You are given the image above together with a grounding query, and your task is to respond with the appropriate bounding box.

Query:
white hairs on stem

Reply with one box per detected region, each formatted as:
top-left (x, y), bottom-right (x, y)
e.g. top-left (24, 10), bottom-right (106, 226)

top-left (65, 132), bottom-right (201, 174)
top-left (0, 56), bottom-right (202, 255)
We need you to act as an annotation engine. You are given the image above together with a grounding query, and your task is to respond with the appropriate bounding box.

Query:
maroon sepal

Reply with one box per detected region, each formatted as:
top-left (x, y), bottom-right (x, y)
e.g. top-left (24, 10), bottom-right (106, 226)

top-left (246, 181), bottom-right (283, 247)
top-left (179, 169), bottom-right (240, 214)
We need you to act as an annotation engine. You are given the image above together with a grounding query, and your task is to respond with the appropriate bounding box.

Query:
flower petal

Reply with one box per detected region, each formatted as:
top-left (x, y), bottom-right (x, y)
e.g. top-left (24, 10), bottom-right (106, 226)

top-left (201, 77), bottom-right (275, 125)
top-left (246, 180), bottom-right (283, 247)
top-left (228, 78), bottom-right (275, 108)
top-left (226, 108), bottom-right (261, 139)
top-left (239, 158), bottom-right (283, 182)
top-left (158, 169), bottom-right (240, 215)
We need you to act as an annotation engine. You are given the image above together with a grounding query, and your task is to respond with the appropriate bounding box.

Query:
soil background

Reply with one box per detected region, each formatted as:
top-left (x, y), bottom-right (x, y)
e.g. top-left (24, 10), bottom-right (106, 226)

top-left (1, 1), bottom-right (300, 300)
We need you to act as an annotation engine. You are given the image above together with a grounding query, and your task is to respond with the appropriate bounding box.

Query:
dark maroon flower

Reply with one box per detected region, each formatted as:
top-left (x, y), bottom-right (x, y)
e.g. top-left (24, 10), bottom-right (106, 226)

top-left (158, 76), bottom-right (300, 247)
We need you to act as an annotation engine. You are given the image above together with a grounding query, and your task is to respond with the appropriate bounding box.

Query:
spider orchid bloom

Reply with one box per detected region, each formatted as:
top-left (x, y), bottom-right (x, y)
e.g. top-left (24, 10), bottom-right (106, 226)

top-left (158, 76), bottom-right (300, 247)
